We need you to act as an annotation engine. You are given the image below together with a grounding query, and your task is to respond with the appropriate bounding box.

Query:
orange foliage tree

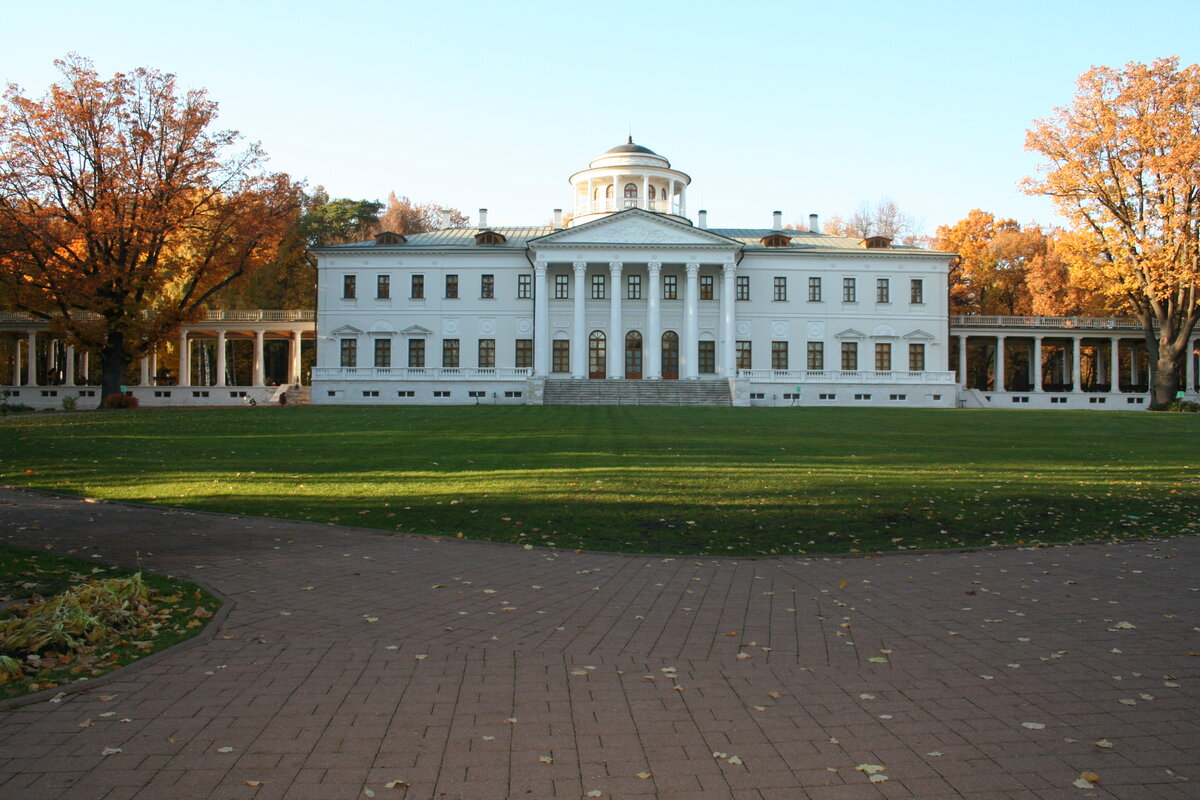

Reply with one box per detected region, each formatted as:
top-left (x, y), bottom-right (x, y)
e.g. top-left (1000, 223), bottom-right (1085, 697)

top-left (1024, 57), bottom-right (1200, 408)
top-left (0, 56), bottom-right (301, 404)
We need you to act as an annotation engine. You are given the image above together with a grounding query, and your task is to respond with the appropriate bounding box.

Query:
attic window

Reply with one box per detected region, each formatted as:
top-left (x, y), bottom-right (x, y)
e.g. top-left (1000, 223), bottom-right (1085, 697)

top-left (374, 231), bottom-right (406, 245)
top-left (475, 230), bottom-right (507, 245)
top-left (862, 236), bottom-right (893, 249)
top-left (760, 233), bottom-right (792, 248)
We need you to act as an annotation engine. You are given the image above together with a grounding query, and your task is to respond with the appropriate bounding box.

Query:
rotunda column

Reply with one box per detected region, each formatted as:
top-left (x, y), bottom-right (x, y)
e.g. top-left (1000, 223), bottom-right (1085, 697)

top-left (721, 262), bottom-right (736, 378)
top-left (994, 336), bottom-right (1005, 391)
top-left (64, 345), bottom-right (76, 386)
top-left (1072, 336), bottom-right (1082, 392)
top-left (607, 262), bottom-right (623, 378)
top-left (641, 175), bottom-right (649, 211)
top-left (1109, 338), bottom-right (1121, 394)
top-left (290, 330), bottom-right (302, 386)
top-left (646, 262), bottom-right (662, 379)
top-left (683, 263), bottom-right (700, 380)
top-left (11, 336), bottom-right (22, 386)
top-left (533, 260), bottom-right (549, 377)
top-left (216, 330), bottom-right (228, 387)
top-left (178, 331), bottom-right (190, 387)
top-left (140, 356), bottom-right (150, 386)
top-left (1033, 335), bottom-right (1043, 392)
top-left (253, 330), bottom-right (265, 387)
top-left (611, 175), bottom-right (619, 211)
top-left (957, 335), bottom-right (967, 386)
top-left (26, 330), bottom-right (37, 386)
top-left (571, 262), bottom-right (587, 379)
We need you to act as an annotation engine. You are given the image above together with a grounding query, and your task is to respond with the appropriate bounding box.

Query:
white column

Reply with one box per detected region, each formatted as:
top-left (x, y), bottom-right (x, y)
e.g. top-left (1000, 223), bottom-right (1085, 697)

top-left (683, 263), bottom-right (700, 379)
top-left (140, 357), bottom-right (150, 386)
top-left (150, 351), bottom-right (158, 386)
top-left (670, 180), bottom-right (677, 214)
top-left (178, 331), bottom-right (190, 387)
top-left (995, 336), bottom-right (1005, 391)
top-left (253, 330), bottom-right (265, 387)
top-left (958, 335), bottom-right (967, 386)
top-left (64, 345), bottom-right (75, 386)
top-left (12, 337), bottom-right (21, 386)
top-left (215, 331), bottom-right (227, 387)
top-left (612, 175), bottom-right (619, 210)
top-left (607, 261), bottom-right (623, 378)
top-left (81, 351), bottom-right (89, 385)
top-left (533, 260), bottom-right (549, 377)
top-left (571, 262), bottom-right (587, 379)
top-left (1110, 338), bottom-right (1122, 394)
top-left (721, 262), bottom-right (736, 378)
top-left (290, 330), bottom-right (302, 386)
top-left (26, 331), bottom-right (37, 386)
top-left (1033, 336), bottom-right (1043, 392)
top-left (1184, 338), bottom-right (1194, 394)
top-left (1072, 336), bottom-right (1082, 392)
top-left (642, 175), bottom-right (649, 211)
top-left (646, 262), bottom-right (662, 379)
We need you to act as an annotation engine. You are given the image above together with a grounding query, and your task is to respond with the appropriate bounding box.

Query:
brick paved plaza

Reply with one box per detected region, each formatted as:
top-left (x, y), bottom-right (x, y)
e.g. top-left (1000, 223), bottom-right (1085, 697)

top-left (0, 487), bottom-right (1196, 799)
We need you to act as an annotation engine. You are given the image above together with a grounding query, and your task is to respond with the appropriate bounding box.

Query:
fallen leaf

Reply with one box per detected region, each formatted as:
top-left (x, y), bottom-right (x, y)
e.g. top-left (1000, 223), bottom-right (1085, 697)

top-left (927, 751), bottom-right (943, 757)
top-left (1117, 698), bottom-right (1136, 706)
top-left (48, 692), bottom-right (67, 704)
top-left (245, 781), bottom-right (262, 787)
top-left (100, 747), bottom-right (121, 756)
top-left (364, 789), bottom-right (376, 798)
top-left (855, 763), bottom-right (886, 775)
top-left (858, 693), bottom-right (876, 700)
top-left (1080, 772), bottom-right (1100, 783)
top-left (217, 746), bottom-right (234, 753)
top-left (736, 652), bottom-right (751, 660)
top-left (539, 755), bottom-right (553, 764)
top-left (1094, 739), bottom-right (1113, 749)
top-left (767, 691), bottom-right (781, 699)
top-left (726, 755), bottom-right (743, 765)
top-left (752, 705), bottom-right (766, 711)
top-left (1114, 621), bottom-right (1136, 629)
top-left (586, 791), bottom-right (602, 798)
top-left (869, 774), bottom-right (889, 783)
top-left (78, 719), bottom-right (93, 728)
top-left (636, 771), bottom-right (652, 779)
top-left (1022, 722), bottom-right (1046, 730)
top-left (867, 656), bottom-right (888, 663)
top-left (383, 780), bottom-right (409, 789)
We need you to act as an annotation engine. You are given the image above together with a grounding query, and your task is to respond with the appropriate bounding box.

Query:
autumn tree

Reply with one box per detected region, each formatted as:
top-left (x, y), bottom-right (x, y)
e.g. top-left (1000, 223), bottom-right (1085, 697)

top-left (1025, 57), bottom-right (1200, 408)
top-left (0, 56), bottom-right (301, 404)
top-left (822, 198), bottom-right (927, 246)
top-left (377, 191), bottom-right (468, 235)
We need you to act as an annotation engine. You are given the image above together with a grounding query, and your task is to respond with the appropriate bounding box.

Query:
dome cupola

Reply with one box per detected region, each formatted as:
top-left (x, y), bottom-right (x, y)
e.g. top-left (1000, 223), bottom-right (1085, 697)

top-left (567, 138), bottom-right (691, 227)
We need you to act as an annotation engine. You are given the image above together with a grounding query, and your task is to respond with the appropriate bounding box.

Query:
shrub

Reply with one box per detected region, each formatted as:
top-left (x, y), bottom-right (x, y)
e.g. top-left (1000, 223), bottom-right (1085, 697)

top-left (101, 392), bottom-right (139, 409)
top-left (61, 394), bottom-right (79, 411)
top-left (1166, 399), bottom-right (1200, 413)
top-left (0, 573), bottom-right (155, 654)
top-left (0, 402), bottom-right (35, 414)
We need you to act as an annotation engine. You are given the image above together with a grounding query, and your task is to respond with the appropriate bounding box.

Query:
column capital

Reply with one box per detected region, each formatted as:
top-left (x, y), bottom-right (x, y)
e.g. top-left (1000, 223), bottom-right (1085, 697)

top-left (533, 260), bottom-right (548, 274)
top-left (722, 261), bottom-right (736, 276)
top-left (685, 262), bottom-right (700, 276)
top-left (646, 261), bottom-right (662, 273)
top-left (572, 261), bottom-right (587, 273)
top-left (608, 261), bottom-right (623, 276)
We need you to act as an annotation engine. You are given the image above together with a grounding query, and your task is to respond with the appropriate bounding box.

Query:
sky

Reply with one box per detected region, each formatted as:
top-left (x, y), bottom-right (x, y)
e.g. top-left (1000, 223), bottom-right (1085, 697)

top-left (3, 0), bottom-right (1198, 235)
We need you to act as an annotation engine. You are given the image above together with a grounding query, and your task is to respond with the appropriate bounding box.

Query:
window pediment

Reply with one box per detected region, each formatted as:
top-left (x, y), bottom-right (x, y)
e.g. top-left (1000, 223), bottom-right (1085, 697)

top-left (400, 325), bottom-right (432, 336)
top-left (903, 329), bottom-right (935, 340)
top-left (834, 328), bottom-right (866, 339)
top-left (331, 325), bottom-right (363, 336)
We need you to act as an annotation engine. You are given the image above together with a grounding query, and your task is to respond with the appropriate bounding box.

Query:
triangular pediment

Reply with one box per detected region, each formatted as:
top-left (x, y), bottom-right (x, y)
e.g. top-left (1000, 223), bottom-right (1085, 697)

top-left (400, 325), bottom-right (432, 336)
top-left (903, 329), bottom-right (935, 340)
top-left (531, 208), bottom-right (739, 248)
top-left (331, 325), bottom-right (363, 335)
top-left (834, 328), bottom-right (866, 339)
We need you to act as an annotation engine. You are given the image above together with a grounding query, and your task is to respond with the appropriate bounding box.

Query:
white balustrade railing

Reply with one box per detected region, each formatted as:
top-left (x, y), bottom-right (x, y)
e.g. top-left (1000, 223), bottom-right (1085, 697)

top-left (203, 310), bottom-right (315, 322)
top-left (574, 199), bottom-right (684, 217)
top-left (950, 315), bottom-right (1142, 330)
top-left (737, 369), bottom-right (957, 384)
top-left (312, 367), bottom-right (533, 381)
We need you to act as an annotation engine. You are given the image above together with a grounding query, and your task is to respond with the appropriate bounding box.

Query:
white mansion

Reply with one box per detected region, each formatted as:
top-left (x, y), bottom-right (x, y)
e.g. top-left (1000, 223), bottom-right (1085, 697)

top-left (2, 141), bottom-right (1192, 409)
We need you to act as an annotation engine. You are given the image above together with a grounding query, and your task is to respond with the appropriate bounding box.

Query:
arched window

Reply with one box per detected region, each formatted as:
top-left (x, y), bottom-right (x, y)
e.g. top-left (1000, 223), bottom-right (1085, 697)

top-left (593, 187), bottom-right (599, 201)
top-left (648, 186), bottom-right (657, 200)
top-left (605, 185), bottom-right (613, 199)
top-left (624, 183), bottom-right (638, 198)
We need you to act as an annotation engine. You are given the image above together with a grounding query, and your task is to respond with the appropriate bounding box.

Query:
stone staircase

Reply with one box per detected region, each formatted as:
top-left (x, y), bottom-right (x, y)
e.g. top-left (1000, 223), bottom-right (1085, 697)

top-left (281, 385), bottom-right (312, 405)
top-left (542, 379), bottom-right (732, 406)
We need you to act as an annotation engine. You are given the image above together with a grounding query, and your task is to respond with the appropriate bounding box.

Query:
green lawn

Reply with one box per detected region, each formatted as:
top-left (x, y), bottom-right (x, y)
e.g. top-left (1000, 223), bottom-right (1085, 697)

top-left (1, 406), bottom-right (1196, 555)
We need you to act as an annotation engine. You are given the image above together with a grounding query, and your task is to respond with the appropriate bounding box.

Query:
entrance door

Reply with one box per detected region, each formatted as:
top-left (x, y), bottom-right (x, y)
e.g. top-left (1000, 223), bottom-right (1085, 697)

top-left (589, 331), bottom-right (606, 379)
top-left (661, 331), bottom-right (679, 380)
top-left (625, 331), bottom-right (643, 379)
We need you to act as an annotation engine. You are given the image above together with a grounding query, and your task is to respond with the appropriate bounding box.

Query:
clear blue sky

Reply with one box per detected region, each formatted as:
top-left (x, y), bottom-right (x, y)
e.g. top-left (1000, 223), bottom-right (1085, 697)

top-left (4, 0), bottom-right (1198, 234)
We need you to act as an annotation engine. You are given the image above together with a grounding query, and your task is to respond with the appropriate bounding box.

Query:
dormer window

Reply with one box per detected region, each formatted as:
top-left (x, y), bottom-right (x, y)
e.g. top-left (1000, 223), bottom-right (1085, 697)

top-left (760, 233), bottom-right (792, 248)
top-left (374, 231), bottom-right (406, 245)
top-left (475, 230), bottom-right (506, 245)
top-left (862, 236), bottom-right (893, 249)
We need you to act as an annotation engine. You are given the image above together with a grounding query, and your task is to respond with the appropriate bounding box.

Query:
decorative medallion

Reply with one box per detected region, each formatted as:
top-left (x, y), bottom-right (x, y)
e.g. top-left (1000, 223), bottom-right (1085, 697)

top-left (516, 318), bottom-right (532, 334)
top-left (736, 321), bottom-right (751, 337)
top-left (771, 321), bottom-right (789, 338)
top-left (807, 322), bottom-right (824, 339)
top-left (443, 319), bottom-right (459, 335)
top-left (479, 318), bottom-right (495, 334)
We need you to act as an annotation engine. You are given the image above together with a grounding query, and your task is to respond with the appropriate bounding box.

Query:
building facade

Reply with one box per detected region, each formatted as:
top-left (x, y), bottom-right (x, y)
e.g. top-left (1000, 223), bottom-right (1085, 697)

top-left (310, 140), bottom-right (962, 407)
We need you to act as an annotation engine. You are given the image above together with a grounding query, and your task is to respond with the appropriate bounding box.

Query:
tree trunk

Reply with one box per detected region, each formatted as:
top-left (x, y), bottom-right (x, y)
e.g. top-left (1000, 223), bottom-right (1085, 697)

top-left (1150, 351), bottom-right (1180, 409)
top-left (98, 330), bottom-right (129, 408)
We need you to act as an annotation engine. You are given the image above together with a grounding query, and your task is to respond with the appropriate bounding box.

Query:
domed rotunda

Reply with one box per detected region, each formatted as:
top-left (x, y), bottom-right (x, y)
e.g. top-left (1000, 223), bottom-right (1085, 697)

top-left (567, 138), bottom-right (691, 227)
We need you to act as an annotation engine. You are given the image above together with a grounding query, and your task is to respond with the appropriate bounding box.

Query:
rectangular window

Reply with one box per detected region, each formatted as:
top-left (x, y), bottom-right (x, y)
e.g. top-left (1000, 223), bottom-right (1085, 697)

top-left (445, 274), bottom-right (459, 299)
top-left (554, 274), bottom-right (569, 299)
top-left (515, 339), bottom-right (533, 369)
top-left (552, 340), bottom-right (570, 373)
top-left (627, 274), bottom-right (641, 300)
top-left (807, 341), bottom-right (824, 370)
top-left (433, 390), bottom-right (450, 398)
top-left (808, 276), bottom-right (822, 302)
top-left (736, 275), bottom-right (749, 301)
top-left (736, 340), bottom-right (752, 370)
top-left (843, 277), bottom-right (856, 303)
top-left (698, 340), bottom-right (716, 373)
top-left (362, 390), bottom-right (379, 398)
top-left (376, 275), bottom-right (390, 299)
top-left (518, 273), bottom-right (532, 299)
top-left (771, 341), bottom-right (788, 370)
top-left (910, 278), bottom-right (924, 304)
top-left (374, 338), bottom-right (391, 368)
top-left (591, 274), bottom-right (605, 299)
top-left (478, 338), bottom-right (495, 368)
top-left (443, 338), bottom-right (460, 368)
top-left (397, 390), bottom-right (414, 398)
top-left (773, 276), bottom-right (787, 301)
top-left (876, 278), bottom-right (890, 304)
top-left (700, 275), bottom-right (714, 300)
top-left (340, 338), bottom-right (357, 367)
top-left (841, 341), bottom-right (858, 370)
top-left (481, 274), bottom-right (494, 299)
top-left (663, 274), bottom-right (678, 300)
top-left (909, 343), bottom-right (926, 371)
top-left (875, 342), bottom-right (891, 371)
top-left (411, 274), bottom-right (424, 299)
top-left (408, 339), bottom-right (425, 368)
top-left (342, 275), bottom-right (356, 299)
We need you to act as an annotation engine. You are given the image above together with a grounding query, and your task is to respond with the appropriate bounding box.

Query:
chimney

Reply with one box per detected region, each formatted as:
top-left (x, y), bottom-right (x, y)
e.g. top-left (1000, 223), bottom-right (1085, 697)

top-left (698, 210), bottom-right (708, 228)
top-left (478, 208), bottom-right (488, 228)
top-left (553, 208), bottom-right (562, 228)
top-left (809, 213), bottom-right (819, 233)
top-left (440, 208), bottom-right (452, 228)
top-left (772, 210), bottom-right (782, 230)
